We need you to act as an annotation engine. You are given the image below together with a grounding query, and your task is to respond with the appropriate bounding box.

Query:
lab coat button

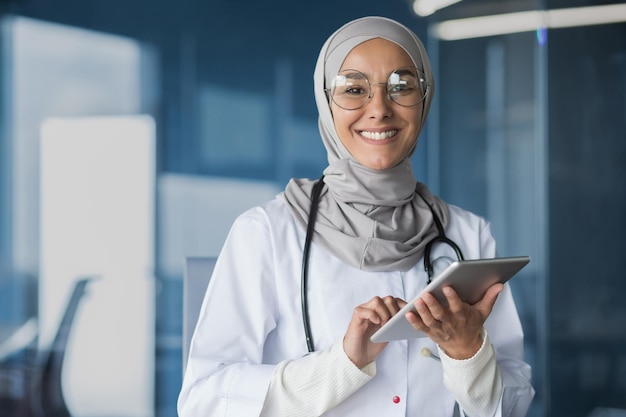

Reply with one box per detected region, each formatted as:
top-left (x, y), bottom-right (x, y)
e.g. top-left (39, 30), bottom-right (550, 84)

top-left (392, 396), bottom-right (400, 404)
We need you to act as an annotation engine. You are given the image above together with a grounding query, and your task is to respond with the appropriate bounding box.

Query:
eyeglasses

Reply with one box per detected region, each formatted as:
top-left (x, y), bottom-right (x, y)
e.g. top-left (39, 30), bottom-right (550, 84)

top-left (327, 67), bottom-right (429, 110)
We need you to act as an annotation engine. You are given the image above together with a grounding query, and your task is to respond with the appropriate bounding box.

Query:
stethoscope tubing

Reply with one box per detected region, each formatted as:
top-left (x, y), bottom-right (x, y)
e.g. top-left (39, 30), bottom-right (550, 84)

top-left (300, 176), bottom-right (326, 353)
top-left (300, 176), bottom-right (464, 353)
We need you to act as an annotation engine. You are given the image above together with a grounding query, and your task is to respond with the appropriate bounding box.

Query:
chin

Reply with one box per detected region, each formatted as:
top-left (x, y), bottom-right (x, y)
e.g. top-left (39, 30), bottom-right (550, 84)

top-left (362, 160), bottom-right (398, 171)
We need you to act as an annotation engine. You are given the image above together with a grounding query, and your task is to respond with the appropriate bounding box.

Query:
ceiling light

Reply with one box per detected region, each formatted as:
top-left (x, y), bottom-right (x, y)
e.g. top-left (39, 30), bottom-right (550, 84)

top-left (413, 0), bottom-right (463, 17)
top-left (431, 4), bottom-right (626, 40)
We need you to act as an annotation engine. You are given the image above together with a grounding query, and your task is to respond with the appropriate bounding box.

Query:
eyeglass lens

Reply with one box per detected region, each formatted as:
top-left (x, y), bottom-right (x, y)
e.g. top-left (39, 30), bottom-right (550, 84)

top-left (330, 67), bottom-right (427, 110)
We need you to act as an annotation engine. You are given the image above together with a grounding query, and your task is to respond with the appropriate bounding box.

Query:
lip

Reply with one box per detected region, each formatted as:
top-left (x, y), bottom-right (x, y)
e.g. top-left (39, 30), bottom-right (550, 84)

top-left (356, 128), bottom-right (400, 143)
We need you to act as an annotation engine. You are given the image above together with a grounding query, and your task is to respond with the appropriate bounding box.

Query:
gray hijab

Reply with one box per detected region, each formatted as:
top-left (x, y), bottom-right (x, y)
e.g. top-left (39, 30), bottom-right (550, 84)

top-left (281, 16), bottom-right (449, 272)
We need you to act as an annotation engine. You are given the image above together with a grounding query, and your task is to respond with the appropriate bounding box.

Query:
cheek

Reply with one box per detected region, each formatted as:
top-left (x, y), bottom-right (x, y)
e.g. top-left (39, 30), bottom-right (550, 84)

top-left (331, 108), bottom-right (358, 138)
top-left (402, 111), bottom-right (423, 138)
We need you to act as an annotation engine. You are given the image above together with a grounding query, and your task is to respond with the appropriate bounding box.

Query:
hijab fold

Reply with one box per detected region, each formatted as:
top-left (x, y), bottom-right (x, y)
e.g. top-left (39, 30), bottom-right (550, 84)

top-left (281, 16), bottom-right (449, 272)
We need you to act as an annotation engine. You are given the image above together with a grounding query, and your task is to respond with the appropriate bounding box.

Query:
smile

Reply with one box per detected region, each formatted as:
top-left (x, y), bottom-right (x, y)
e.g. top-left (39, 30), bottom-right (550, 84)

top-left (359, 130), bottom-right (398, 140)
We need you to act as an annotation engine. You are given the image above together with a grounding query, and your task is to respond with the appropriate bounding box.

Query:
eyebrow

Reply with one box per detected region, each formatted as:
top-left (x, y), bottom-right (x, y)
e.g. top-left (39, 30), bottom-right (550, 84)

top-left (339, 71), bottom-right (367, 80)
top-left (392, 68), bottom-right (418, 77)
top-left (340, 67), bottom-right (418, 80)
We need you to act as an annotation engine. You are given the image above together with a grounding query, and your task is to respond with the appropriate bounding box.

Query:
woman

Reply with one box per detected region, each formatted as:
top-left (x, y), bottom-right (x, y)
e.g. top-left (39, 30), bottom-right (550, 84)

top-left (178, 16), bottom-right (535, 417)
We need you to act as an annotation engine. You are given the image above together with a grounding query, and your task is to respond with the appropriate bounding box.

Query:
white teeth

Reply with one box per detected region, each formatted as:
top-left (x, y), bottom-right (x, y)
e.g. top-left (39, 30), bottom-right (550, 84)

top-left (360, 130), bottom-right (397, 140)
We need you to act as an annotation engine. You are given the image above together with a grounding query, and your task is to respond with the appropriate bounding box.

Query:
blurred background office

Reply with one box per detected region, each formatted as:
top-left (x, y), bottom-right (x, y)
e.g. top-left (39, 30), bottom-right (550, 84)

top-left (0, 0), bottom-right (624, 416)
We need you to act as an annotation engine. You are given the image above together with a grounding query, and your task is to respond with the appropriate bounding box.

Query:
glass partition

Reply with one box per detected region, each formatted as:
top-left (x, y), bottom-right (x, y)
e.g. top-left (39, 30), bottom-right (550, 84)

top-left (429, 22), bottom-right (548, 417)
top-left (546, 18), bottom-right (626, 417)
top-left (430, 4), bottom-right (626, 416)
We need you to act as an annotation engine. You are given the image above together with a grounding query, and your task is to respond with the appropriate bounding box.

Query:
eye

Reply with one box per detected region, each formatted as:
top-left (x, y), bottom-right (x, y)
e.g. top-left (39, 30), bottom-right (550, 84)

top-left (343, 83), bottom-right (368, 96)
top-left (389, 81), bottom-right (416, 96)
top-left (333, 71), bottom-right (369, 98)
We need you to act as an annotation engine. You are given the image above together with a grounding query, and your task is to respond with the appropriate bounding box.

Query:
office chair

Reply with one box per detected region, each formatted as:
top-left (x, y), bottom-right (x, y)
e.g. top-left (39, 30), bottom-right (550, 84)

top-left (0, 277), bottom-right (93, 417)
top-left (0, 320), bottom-right (38, 417)
top-left (0, 319), bottom-right (38, 364)
top-left (34, 278), bottom-right (92, 417)
top-left (182, 257), bottom-right (216, 372)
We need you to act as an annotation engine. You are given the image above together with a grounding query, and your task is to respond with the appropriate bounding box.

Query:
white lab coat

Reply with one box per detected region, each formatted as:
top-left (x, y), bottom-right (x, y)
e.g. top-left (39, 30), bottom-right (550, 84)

top-left (178, 198), bottom-right (534, 417)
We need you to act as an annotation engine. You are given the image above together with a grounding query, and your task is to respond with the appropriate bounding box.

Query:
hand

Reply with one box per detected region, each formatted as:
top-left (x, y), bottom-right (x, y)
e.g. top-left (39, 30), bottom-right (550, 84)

top-left (405, 283), bottom-right (503, 359)
top-left (343, 296), bottom-right (406, 368)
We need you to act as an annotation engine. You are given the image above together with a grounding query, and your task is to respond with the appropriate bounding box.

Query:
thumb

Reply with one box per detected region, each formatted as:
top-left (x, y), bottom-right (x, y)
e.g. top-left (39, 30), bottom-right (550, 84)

top-left (476, 283), bottom-right (504, 316)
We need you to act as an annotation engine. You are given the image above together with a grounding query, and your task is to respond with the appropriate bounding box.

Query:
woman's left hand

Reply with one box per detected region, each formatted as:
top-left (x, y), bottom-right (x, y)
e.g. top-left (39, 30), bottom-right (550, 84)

top-left (405, 283), bottom-right (503, 359)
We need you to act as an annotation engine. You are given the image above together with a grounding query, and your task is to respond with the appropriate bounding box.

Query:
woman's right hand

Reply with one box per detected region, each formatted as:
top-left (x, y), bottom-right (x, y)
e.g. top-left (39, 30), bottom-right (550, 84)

top-left (343, 296), bottom-right (406, 368)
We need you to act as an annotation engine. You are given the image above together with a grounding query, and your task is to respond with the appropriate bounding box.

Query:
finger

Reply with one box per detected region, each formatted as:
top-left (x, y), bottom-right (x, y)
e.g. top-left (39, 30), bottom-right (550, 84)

top-left (381, 295), bottom-right (404, 316)
top-left (414, 298), bottom-right (440, 327)
top-left (476, 283), bottom-right (504, 316)
top-left (353, 305), bottom-right (384, 325)
top-left (404, 309), bottom-right (427, 330)
top-left (485, 282), bottom-right (504, 299)
top-left (358, 296), bottom-right (396, 325)
top-left (419, 292), bottom-right (447, 321)
top-left (442, 286), bottom-right (464, 313)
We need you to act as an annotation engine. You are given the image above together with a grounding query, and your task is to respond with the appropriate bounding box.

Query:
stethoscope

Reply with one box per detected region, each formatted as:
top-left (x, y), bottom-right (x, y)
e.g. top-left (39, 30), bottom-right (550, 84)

top-left (301, 176), bottom-right (465, 353)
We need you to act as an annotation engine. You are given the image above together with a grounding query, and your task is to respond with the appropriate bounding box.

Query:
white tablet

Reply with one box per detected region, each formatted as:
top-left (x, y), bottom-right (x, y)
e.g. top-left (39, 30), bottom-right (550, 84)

top-left (370, 256), bottom-right (530, 343)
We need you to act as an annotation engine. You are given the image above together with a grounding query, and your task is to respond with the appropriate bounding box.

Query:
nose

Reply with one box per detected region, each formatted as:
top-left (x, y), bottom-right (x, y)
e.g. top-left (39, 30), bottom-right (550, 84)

top-left (366, 83), bottom-right (392, 118)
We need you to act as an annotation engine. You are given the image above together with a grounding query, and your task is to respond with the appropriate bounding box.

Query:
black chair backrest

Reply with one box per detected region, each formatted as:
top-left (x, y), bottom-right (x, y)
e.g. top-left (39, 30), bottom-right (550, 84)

top-left (32, 278), bottom-right (93, 417)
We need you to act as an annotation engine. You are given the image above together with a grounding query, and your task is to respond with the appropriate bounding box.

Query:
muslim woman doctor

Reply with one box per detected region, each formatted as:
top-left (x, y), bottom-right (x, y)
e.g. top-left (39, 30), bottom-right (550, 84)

top-left (178, 16), bottom-right (535, 417)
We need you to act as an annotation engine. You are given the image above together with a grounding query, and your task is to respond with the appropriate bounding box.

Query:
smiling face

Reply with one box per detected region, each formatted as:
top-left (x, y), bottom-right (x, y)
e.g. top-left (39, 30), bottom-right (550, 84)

top-left (330, 38), bottom-right (423, 170)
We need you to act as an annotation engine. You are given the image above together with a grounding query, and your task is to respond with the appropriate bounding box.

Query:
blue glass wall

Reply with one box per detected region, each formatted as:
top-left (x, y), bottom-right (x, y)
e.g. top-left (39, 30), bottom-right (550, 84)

top-left (547, 20), bottom-right (626, 416)
top-left (432, 4), bottom-right (626, 415)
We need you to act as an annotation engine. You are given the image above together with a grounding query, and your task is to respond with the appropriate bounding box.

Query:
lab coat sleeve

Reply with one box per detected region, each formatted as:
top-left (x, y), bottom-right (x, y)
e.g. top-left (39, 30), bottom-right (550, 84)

top-left (177, 212), bottom-right (281, 417)
top-left (486, 284), bottom-right (535, 417)
top-left (439, 331), bottom-right (503, 417)
top-left (260, 340), bottom-right (375, 416)
top-left (440, 290), bottom-right (535, 417)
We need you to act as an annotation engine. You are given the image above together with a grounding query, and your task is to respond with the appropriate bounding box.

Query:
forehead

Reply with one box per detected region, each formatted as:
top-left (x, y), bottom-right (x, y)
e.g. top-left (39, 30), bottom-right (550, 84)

top-left (339, 38), bottom-right (414, 73)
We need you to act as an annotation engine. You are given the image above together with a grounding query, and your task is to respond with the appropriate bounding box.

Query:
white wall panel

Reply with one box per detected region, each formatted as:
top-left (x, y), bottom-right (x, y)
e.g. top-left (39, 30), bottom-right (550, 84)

top-left (40, 116), bottom-right (155, 417)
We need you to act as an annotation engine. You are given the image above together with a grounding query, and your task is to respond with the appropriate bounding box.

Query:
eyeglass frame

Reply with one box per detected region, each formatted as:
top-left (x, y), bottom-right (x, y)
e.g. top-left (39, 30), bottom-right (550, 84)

top-left (325, 66), bottom-right (431, 111)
